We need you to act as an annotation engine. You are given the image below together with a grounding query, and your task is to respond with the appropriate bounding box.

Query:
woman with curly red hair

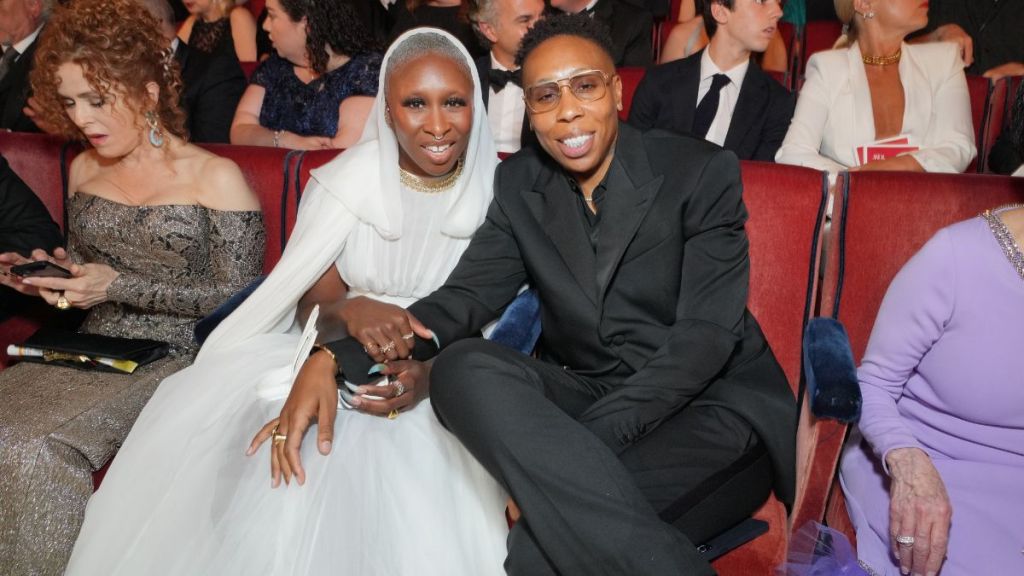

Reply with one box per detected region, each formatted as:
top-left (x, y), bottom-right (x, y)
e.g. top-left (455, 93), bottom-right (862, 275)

top-left (0, 0), bottom-right (264, 572)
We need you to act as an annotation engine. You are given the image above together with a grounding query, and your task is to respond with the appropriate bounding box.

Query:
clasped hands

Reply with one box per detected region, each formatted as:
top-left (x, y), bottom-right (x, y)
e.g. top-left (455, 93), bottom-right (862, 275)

top-left (0, 247), bottom-right (117, 309)
top-left (248, 301), bottom-right (433, 488)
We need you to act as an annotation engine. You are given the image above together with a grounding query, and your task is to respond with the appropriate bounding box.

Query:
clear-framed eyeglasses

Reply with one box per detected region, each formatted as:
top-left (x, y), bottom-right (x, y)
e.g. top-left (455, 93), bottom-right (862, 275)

top-left (522, 69), bottom-right (616, 114)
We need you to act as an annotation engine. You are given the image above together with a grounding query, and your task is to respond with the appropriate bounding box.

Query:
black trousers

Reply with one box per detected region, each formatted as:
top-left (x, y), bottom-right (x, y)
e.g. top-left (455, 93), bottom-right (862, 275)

top-left (430, 339), bottom-right (772, 576)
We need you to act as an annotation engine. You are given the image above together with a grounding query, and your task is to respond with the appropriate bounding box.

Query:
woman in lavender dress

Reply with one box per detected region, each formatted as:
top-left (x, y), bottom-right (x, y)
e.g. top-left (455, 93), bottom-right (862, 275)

top-left (839, 206), bottom-right (1024, 576)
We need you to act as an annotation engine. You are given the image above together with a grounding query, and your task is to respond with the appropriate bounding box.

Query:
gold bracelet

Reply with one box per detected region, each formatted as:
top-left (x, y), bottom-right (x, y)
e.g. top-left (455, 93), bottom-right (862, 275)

top-left (310, 343), bottom-right (337, 367)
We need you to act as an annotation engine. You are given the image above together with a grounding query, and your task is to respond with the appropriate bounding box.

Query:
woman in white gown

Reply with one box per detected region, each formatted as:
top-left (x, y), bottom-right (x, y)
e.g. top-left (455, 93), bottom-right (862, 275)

top-left (66, 28), bottom-right (509, 576)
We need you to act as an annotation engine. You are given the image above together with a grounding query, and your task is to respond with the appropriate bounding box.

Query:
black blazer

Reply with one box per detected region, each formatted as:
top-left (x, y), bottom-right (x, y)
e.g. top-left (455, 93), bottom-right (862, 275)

top-left (474, 55), bottom-right (538, 151)
top-left (591, 0), bottom-right (653, 68)
top-left (407, 124), bottom-right (797, 507)
top-left (628, 50), bottom-right (795, 161)
top-left (175, 42), bottom-right (247, 144)
top-left (0, 155), bottom-right (63, 322)
top-left (0, 38), bottom-right (40, 133)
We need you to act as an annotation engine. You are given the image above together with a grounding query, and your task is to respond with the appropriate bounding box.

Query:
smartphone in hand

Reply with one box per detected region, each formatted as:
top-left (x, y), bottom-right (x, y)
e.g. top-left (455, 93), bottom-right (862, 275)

top-left (10, 260), bottom-right (73, 279)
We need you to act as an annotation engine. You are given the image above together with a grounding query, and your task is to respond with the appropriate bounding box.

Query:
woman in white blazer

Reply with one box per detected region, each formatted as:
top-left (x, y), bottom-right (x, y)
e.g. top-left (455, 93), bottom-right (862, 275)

top-left (776, 0), bottom-right (975, 174)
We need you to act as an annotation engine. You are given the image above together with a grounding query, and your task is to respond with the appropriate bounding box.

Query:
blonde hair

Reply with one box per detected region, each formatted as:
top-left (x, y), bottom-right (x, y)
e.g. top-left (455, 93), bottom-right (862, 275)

top-left (833, 0), bottom-right (857, 48)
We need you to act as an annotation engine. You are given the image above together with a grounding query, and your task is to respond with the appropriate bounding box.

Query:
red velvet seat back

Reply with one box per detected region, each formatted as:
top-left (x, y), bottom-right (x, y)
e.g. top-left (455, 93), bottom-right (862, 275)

top-left (710, 162), bottom-right (827, 575)
top-left (198, 144), bottom-right (294, 273)
top-left (617, 67), bottom-right (647, 121)
top-left (740, 161), bottom-right (825, 389)
top-left (0, 132), bottom-right (69, 228)
top-left (827, 171), bottom-right (1024, 360)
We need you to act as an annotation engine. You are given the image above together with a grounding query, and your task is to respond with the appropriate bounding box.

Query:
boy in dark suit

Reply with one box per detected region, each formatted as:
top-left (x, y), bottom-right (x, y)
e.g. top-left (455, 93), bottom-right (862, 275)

top-left (277, 14), bottom-right (795, 576)
top-left (629, 0), bottom-right (794, 161)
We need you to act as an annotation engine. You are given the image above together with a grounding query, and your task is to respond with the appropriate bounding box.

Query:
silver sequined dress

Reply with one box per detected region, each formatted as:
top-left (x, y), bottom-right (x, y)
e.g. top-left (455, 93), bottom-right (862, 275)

top-left (0, 193), bottom-right (264, 575)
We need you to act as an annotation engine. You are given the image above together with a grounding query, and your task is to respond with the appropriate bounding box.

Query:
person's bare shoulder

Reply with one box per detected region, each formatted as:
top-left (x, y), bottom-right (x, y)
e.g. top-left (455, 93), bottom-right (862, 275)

top-left (67, 150), bottom-right (105, 196)
top-left (187, 146), bottom-right (261, 212)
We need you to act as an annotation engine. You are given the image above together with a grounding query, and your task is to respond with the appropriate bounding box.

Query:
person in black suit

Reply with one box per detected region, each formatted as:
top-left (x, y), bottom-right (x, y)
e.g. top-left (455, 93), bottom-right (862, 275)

top-left (276, 14), bottom-right (795, 575)
top-left (467, 0), bottom-right (545, 153)
top-left (0, 154), bottom-right (62, 322)
top-left (629, 0), bottom-right (794, 161)
top-left (549, 0), bottom-right (652, 67)
top-left (141, 0), bottom-right (245, 143)
top-left (0, 0), bottom-right (49, 132)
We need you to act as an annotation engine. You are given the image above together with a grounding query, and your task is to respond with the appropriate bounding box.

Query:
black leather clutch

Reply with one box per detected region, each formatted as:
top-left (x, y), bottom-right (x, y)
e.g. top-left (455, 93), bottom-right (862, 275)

top-left (14, 329), bottom-right (169, 374)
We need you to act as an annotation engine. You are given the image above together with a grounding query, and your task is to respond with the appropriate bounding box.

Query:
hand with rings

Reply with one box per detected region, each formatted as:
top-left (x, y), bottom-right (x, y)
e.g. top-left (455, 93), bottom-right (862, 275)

top-left (348, 359), bottom-right (429, 419)
top-left (885, 447), bottom-right (952, 576)
top-left (248, 348), bottom-right (340, 487)
top-left (340, 296), bottom-right (434, 362)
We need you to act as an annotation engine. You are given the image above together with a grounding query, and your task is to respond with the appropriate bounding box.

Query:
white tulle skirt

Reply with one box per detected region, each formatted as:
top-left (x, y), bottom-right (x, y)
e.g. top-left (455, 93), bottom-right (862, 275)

top-left (67, 333), bottom-right (509, 576)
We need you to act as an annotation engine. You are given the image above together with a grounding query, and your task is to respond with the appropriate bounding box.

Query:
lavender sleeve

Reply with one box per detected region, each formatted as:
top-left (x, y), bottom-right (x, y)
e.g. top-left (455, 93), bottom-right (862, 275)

top-left (856, 228), bottom-right (956, 474)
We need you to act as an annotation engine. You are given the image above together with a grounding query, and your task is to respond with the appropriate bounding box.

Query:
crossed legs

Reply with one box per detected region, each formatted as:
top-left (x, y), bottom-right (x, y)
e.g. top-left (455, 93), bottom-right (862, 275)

top-left (430, 338), bottom-right (771, 576)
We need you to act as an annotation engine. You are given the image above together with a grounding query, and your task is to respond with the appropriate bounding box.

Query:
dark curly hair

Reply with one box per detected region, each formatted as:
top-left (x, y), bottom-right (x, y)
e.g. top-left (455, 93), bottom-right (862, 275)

top-left (514, 13), bottom-right (614, 69)
top-left (29, 0), bottom-right (186, 142)
top-left (278, 0), bottom-right (383, 75)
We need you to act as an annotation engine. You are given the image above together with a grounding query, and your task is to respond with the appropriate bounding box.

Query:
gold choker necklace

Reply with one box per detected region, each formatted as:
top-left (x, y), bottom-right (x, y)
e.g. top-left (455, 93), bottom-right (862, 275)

top-left (862, 49), bottom-right (901, 66)
top-left (400, 159), bottom-right (464, 194)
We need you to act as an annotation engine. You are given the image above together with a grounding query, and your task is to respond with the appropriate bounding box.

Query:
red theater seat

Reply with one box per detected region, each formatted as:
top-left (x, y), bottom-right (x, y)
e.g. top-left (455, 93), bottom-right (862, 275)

top-left (820, 170), bottom-right (1024, 540)
top-left (709, 161), bottom-right (827, 574)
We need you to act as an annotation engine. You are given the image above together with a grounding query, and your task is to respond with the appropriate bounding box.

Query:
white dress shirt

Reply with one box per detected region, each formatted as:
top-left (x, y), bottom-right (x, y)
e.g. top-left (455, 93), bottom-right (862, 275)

top-left (695, 49), bottom-right (749, 147)
top-left (487, 53), bottom-right (526, 154)
top-left (5, 24), bottom-right (43, 62)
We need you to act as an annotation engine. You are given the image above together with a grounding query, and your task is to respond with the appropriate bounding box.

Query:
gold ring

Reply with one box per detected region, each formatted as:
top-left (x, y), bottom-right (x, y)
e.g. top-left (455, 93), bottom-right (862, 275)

top-left (402, 332), bottom-right (415, 341)
top-left (380, 341), bottom-right (396, 354)
top-left (387, 410), bottom-right (399, 420)
top-left (271, 425), bottom-right (287, 445)
top-left (56, 294), bottom-right (71, 310)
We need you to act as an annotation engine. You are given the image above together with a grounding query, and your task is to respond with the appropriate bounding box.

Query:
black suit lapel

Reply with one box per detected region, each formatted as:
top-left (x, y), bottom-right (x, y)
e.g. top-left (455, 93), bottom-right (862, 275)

top-left (526, 160), bottom-right (599, 305)
top-left (676, 52), bottom-right (702, 132)
top-left (595, 124), bottom-right (661, 299)
top-left (723, 61), bottom-right (768, 153)
top-left (474, 55), bottom-right (491, 108)
top-left (0, 40), bottom-right (37, 130)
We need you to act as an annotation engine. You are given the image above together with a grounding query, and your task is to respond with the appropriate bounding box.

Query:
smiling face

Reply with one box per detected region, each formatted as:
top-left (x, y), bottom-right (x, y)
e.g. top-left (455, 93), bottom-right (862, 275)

top-left (56, 61), bottom-right (148, 157)
top-left (263, 0), bottom-right (308, 65)
top-left (712, 0), bottom-right (783, 54)
top-left (521, 34), bottom-right (621, 191)
top-left (386, 52), bottom-right (475, 179)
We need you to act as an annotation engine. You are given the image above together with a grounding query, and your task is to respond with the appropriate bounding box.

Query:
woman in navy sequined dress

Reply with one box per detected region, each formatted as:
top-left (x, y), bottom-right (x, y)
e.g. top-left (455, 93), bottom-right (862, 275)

top-left (230, 0), bottom-right (382, 150)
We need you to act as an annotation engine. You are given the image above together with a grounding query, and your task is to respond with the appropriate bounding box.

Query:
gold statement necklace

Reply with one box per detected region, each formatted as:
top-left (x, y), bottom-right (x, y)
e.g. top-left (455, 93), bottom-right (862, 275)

top-left (862, 48), bottom-right (901, 66)
top-left (400, 158), bottom-right (464, 194)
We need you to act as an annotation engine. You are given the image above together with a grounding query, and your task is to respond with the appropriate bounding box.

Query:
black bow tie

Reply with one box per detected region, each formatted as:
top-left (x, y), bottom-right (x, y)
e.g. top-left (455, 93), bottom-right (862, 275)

top-left (489, 68), bottom-right (522, 92)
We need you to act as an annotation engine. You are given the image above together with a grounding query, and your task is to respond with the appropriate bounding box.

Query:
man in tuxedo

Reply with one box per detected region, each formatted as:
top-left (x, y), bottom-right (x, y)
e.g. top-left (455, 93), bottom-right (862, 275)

top-left (272, 14), bottom-right (795, 574)
top-left (142, 0), bottom-right (245, 143)
top-left (629, 0), bottom-right (794, 161)
top-left (0, 0), bottom-right (49, 132)
top-left (467, 0), bottom-right (545, 154)
top-left (549, 0), bottom-right (652, 67)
